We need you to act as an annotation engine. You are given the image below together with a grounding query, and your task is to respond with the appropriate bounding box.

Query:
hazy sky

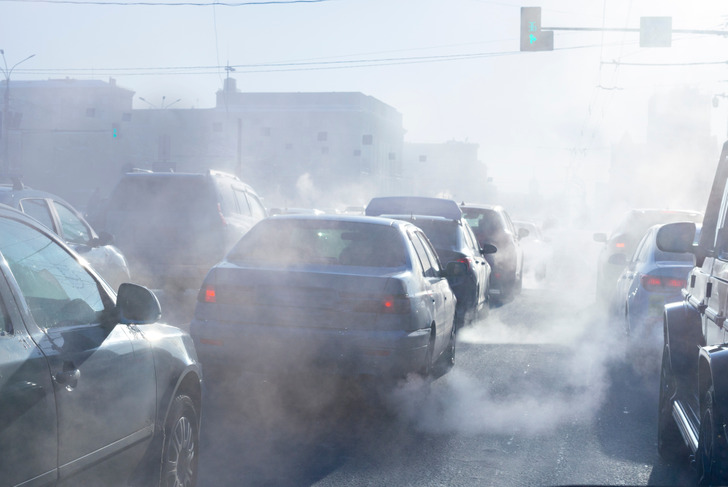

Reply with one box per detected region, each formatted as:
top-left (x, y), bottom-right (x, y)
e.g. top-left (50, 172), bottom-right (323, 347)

top-left (2, 0), bottom-right (727, 194)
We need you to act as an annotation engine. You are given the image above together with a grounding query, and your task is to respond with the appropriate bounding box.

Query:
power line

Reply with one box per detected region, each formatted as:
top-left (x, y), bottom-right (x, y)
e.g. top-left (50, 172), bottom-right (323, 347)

top-left (0, 0), bottom-right (331, 5)
top-left (12, 42), bottom-right (616, 78)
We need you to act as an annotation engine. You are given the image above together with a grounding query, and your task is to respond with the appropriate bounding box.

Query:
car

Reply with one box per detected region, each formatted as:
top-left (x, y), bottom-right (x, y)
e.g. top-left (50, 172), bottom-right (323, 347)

top-left (610, 223), bottom-right (699, 343)
top-left (460, 203), bottom-right (526, 303)
top-left (656, 141), bottom-right (728, 483)
top-left (0, 176), bottom-right (131, 290)
top-left (365, 196), bottom-right (495, 328)
top-left (593, 208), bottom-right (702, 305)
top-left (100, 169), bottom-right (267, 292)
top-left (0, 204), bottom-right (202, 486)
top-left (513, 219), bottom-right (550, 281)
top-left (191, 214), bottom-right (462, 388)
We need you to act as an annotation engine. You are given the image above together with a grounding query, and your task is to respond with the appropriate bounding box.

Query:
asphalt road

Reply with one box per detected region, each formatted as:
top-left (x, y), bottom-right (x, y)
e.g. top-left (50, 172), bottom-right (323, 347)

top-left (180, 275), bottom-right (698, 487)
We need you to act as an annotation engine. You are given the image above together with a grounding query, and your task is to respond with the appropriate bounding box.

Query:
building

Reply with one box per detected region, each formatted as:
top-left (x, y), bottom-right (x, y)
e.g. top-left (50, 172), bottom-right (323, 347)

top-left (0, 78), bottom-right (134, 206)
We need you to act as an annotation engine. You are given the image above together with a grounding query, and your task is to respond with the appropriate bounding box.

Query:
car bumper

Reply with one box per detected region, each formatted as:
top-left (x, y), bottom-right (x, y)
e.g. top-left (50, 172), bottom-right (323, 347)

top-left (191, 320), bottom-right (431, 381)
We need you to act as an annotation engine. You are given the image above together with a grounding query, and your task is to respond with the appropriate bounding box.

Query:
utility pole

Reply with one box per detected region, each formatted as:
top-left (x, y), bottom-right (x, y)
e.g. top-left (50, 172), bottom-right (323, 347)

top-left (1, 51), bottom-right (35, 173)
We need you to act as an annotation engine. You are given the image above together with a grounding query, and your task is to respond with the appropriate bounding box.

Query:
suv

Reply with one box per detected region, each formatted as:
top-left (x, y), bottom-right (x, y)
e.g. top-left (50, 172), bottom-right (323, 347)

top-left (0, 204), bottom-right (201, 486)
top-left (461, 203), bottom-right (526, 303)
top-left (365, 196), bottom-right (495, 328)
top-left (101, 170), bottom-right (267, 291)
top-left (656, 141), bottom-right (728, 483)
top-left (0, 176), bottom-right (131, 290)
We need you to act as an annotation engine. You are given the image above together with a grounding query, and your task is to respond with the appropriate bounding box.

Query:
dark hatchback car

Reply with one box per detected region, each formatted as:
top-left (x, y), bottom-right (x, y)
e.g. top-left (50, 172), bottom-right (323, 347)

top-left (366, 196), bottom-right (495, 328)
top-left (460, 203), bottom-right (526, 303)
top-left (593, 208), bottom-right (703, 304)
top-left (0, 177), bottom-right (131, 290)
top-left (101, 169), bottom-right (267, 291)
top-left (191, 214), bottom-right (460, 387)
top-left (0, 205), bottom-right (202, 486)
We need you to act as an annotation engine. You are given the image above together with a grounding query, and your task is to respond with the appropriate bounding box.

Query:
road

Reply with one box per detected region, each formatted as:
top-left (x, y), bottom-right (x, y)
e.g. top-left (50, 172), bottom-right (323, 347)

top-left (171, 273), bottom-right (696, 487)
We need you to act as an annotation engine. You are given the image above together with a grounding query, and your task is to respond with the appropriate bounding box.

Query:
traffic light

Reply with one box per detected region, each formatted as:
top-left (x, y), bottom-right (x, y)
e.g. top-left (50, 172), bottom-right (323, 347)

top-left (520, 7), bottom-right (553, 52)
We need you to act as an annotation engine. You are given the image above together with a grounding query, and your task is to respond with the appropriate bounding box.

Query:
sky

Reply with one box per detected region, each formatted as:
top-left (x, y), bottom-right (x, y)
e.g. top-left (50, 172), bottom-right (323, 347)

top-left (2, 0), bottom-right (728, 198)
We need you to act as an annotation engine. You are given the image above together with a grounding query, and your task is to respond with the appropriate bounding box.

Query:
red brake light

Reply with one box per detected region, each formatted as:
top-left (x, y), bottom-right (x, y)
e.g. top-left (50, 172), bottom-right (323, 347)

top-left (615, 242), bottom-right (625, 249)
top-left (640, 275), bottom-right (686, 292)
top-left (217, 203), bottom-right (227, 227)
top-left (200, 286), bottom-right (216, 303)
top-left (457, 257), bottom-right (474, 271)
top-left (351, 294), bottom-right (410, 314)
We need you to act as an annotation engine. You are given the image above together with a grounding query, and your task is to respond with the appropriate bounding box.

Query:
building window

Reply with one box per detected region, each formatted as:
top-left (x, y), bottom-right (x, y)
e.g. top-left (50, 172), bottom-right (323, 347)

top-left (122, 113), bottom-right (132, 122)
top-left (388, 152), bottom-right (396, 160)
top-left (419, 155), bottom-right (427, 162)
top-left (262, 127), bottom-right (272, 137)
top-left (317, 131), bottom-right (328, 142)
top-left (285, 143), bottom-right (293, 150)
top-left (86, 108), bottom-right (96, 118)
top-left (353, 149), bottom-right (361, 157)
top-left (212, 122), bottom-right (223, 132)
top-left (321, 147), bottom-right (329, 155)
top-left (362, 134), bottom-right (373, 145)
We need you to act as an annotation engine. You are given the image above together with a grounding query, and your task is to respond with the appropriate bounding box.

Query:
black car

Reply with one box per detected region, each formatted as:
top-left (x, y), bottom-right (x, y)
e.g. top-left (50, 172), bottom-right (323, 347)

top-left (366, 196), bottom-right (495, 328)
top-left (100, 169), bottom-right (267, 291)
top-left (656, 141), bottom-right (728, 484)
top-left (0, 176), bottom-right (131, 290)
top-left (0, 204), bottom-right (202, 486)
top-left (461, 203), bottom-right (526, 303)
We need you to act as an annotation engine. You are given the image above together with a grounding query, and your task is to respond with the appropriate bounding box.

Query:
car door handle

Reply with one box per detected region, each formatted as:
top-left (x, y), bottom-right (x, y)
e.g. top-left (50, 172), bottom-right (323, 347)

top-left (55, 364), bottom-right (80, 390)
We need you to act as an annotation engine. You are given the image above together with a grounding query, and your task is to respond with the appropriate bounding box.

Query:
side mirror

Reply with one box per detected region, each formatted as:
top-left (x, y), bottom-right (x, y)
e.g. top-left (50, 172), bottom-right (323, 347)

top-left (91, 231), bottom-right (115, 247)
top-left (607, 253), bottom-right (627, 266)
top-left (444, 261), bottom-right (468, 277)
top-left (97, 231), bottom-right (114, 246)
top-left (481, 243), bottom-right (497, 255)
top-left (593, 232), bottom-right (607, 243)
top-left (518, 228), bottom-right (530, 240)
top-left (116, 283), bottom-right (161, 324)
top-left (656, 222), bottom-right (696, 254)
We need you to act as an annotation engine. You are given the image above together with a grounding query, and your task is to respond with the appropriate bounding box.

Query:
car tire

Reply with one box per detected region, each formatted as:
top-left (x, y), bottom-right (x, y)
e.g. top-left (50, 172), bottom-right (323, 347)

top-left (433, 322), bottom-right (456, 378)
top-left (161, 394), bottom-right (199, 487)
top-left (419, 327), bottom-right (435, 378)
top-left (698, 387), bottom-right (728, 485)
top-left (657, 346), bottom-right (689, 463)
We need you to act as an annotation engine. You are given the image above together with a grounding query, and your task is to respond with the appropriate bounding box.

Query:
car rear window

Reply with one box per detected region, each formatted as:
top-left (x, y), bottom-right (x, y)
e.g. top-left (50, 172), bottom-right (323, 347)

top-left (400, 218), bottom-right (458, 249)
top-left (227, 219), bottom-right (407, 268)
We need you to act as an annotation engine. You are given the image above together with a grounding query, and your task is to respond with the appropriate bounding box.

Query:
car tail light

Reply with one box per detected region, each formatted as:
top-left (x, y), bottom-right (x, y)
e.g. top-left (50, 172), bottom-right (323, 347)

top-left (199, 285), bottom-right (216, 303)
top-left (640, 275), bottom-right (686, 292)
top-left (457, 257), bottom-right (474, 271)
top-left (350, 294), bottom-right (411, 314)
top-left (217, 203), bottom-right (228, 227)
top-left (615, 242), bottom-right (626, 249)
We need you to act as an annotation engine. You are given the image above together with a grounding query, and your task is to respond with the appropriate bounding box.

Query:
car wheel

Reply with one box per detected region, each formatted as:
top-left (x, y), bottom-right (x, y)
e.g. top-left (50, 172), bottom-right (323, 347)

top-left (419, 327), bottom-right (435, 378)
top-left (657, 346), bottom-right (689, 463)
top-left (698, 387), bottom-right (728, 485)
top-left (433, 322), bottom-right (456, 378)
top-left (161, 395), bottom-right (199, 487)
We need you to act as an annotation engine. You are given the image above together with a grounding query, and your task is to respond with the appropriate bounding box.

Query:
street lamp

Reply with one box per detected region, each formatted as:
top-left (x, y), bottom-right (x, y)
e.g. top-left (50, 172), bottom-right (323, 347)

top-left (1, 50), bottom-right (35, 173)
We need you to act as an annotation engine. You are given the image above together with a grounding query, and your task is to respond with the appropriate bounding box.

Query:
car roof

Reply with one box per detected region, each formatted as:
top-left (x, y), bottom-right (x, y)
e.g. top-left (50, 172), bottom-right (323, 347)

top-left (268, 213), bottom-right (407, 228)
top-left (118, 170), bottom-right (260, 195)
top-left (365, 196), bottom-right (462, 220)
top-left (0, 183), bottom-right (76, 208)
top-left (460, 203), bottom-right (506, 213)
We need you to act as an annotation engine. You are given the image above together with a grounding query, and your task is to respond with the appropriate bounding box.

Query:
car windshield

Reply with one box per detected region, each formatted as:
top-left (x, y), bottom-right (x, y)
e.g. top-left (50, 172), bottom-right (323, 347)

top-left (6, 2), bottom-right (728, 486)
